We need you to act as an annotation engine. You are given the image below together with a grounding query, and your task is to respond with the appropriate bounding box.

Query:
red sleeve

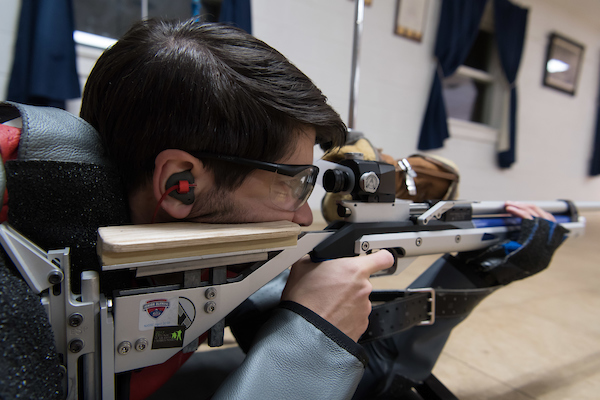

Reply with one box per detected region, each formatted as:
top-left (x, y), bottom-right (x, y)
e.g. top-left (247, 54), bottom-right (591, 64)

top-left (0, 124), bottom-right (21, 161)
top-left (0, 124), bottom-right (21, 222)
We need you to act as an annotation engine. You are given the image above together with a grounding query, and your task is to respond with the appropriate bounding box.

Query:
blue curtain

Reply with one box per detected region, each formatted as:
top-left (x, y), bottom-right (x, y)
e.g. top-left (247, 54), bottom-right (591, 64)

top-left (418, 0), bottom-right (488, 150)
top-left (219, 0), bottom-right (252, 34)
top-left (494, 0), bottom-right (528, 168)
top-left (7, 0), bottom-right (80, 109)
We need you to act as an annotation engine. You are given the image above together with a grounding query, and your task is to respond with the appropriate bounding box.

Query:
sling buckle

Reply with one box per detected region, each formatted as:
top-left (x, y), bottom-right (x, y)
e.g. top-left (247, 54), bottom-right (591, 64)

top-left (407, 287), bottom-right (436, 326)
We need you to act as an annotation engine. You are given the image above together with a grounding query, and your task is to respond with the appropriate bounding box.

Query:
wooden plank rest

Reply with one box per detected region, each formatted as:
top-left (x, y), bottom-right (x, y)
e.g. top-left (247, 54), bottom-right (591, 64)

top-left (97, 221), bottom-right (301, 267)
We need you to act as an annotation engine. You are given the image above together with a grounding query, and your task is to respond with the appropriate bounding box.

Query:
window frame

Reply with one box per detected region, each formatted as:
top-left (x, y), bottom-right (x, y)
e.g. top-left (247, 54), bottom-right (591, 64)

top-left (444, 1), bottom-right (506, 142)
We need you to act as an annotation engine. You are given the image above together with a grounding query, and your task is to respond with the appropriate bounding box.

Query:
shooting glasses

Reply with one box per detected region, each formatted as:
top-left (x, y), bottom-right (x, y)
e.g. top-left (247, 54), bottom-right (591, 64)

top-left (190, 152), bottom-right (319, 211)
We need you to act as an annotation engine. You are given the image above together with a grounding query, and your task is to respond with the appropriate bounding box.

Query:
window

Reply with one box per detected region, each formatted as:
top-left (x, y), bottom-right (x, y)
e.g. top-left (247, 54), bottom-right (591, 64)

top-left (67, 0), bottom-right (225, 115)
top-left (441, 3), bottom-right (504, 132)
top-left (72, 0), bottom-right (223, 42)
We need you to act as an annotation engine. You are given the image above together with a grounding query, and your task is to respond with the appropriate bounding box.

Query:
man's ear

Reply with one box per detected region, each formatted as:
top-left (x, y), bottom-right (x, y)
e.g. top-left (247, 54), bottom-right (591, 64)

top-left (153, 149), bottom-right (213, 220)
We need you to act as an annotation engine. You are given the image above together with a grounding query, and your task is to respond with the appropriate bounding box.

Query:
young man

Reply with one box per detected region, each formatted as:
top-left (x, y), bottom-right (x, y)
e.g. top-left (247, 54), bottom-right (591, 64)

top-left (77, 18), bottom-right (560, 400)
top-left (79, 19), bottom-right (396, 399)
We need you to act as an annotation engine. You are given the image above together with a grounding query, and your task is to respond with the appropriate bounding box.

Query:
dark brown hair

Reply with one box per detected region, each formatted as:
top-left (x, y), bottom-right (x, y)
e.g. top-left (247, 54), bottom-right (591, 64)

top-left (80, 19), bottom-right (346, 191)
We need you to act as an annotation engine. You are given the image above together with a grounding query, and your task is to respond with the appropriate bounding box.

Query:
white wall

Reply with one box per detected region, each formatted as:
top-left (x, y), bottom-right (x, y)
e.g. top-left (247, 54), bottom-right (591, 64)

top-left (253, 0), bottom-right (439, 153)
top-left (252, 0), bottom-right (600, 204)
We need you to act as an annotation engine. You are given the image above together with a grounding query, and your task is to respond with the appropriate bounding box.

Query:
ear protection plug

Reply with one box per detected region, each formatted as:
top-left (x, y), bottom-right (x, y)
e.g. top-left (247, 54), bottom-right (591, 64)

top-left (166, 170), bottom-right (196, 205)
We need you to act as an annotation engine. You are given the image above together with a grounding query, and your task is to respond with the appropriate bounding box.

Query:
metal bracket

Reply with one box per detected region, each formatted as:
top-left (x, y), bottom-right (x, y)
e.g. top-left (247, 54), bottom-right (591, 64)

top-left (417, 201), bottom-right (456, 225)
top-left (340, 199), bottom-right (411, 223)
top-left (0, 222), bottom-right (64, 293)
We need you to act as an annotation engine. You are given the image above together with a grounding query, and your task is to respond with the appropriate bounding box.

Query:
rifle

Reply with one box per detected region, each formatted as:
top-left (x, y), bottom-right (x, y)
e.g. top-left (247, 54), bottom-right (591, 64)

top-left (2, 157), bottom-right (598, 399)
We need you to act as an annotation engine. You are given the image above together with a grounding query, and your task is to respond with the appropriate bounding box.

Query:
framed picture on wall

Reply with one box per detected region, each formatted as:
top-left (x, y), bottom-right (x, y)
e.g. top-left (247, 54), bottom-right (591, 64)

top-left (543, 33), bottom-right (585, 95)
top-left (394, 0), bottom-right (429, 42)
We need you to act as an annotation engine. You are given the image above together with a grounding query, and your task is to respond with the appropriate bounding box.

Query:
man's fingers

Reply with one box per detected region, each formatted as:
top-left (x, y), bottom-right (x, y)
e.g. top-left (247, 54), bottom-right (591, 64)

top-left (361, 250), bottom-right (395, 276)
top-left (505, 204), bottom-right (532, 220)
top-left (536, 206), bottom-right (556, 222)
top-left (505, 201), bottom-right (556, 222)
top-left (292, 250), bottom-right (395, 278)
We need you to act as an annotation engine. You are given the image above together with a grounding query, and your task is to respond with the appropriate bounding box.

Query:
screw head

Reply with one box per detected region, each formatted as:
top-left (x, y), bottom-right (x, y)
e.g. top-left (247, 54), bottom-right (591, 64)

top-left (361, 241), bottom-right (370, 252)
top-left (68, 339), bottom-right (84, 353)
top-left (47, 270), bottom-right (64, 285)
top-left (204, 301), bottom-right (217, 314)
top-left (117, 341), bottom-right (132, 355)
top-left (205, 288), bottom-right (217, 299)
top-left (415, 237), bottom-right (422, 247)
top-left (455, 235), bottom-right (461, 243)
top-left (135, 338), bottom-right (148, 352)
top-left (68, 313), bottom-right (84, 327)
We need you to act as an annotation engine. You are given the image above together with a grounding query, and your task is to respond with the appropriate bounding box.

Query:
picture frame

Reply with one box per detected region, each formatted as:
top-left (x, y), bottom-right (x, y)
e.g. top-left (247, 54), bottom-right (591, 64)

top-left (348, 0), bottom-right (373, 7)
top-left (543, 33), bottom-right (585, 95)
top-left (394, 0), bottom-right (428, 42)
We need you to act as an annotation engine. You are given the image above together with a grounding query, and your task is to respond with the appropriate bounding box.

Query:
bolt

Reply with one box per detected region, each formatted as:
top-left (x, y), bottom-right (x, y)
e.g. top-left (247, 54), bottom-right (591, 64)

top-left (68, 313), bottom-right (83, 327)
top-left (359, 172), bottom-right (380, 194)
top-left (47, 270), bottom-right (64, 285)
top-left (68, 339), bottom-right (84, 353)
top-left (135, 338), bottom-right (148, 352)
top-left (416, 237), bottom-right (422, 247)
top-left (117, 341), bottom-right (132, 355)
top-left (455, 235), bottom-right (461, 243)
top-left (204, 301), bottom-right (217, 314)
top-left (205, 287), bottom-right (217, 299)
top-left (361, 241), bottom-right (370, 252)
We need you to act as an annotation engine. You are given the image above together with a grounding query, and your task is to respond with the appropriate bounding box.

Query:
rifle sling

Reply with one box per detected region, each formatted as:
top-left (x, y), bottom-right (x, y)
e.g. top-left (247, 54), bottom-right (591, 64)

top-left (359, 287), bottom-right (499, 343)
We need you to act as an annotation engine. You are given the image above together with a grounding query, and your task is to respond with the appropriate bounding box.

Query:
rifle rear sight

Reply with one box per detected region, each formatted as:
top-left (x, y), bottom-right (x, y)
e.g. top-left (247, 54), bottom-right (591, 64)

top-left (323, 158), bottom-right (396, 203)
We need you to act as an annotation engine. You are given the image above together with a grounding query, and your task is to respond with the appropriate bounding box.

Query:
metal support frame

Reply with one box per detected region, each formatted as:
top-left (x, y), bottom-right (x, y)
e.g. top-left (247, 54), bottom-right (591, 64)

top-left (0, 223), bottom-right (64, 293)
top-left (0, 223), bottom-right (101, 399)
top-left (100, 296), bottom-right (115, 400)
top-left (46, 249), bottom-right (98, 400)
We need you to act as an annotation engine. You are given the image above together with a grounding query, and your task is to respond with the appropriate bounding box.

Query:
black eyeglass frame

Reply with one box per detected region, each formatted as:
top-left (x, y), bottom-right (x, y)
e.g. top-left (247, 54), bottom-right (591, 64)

top-left (188, 152), bottom-right (319, 178)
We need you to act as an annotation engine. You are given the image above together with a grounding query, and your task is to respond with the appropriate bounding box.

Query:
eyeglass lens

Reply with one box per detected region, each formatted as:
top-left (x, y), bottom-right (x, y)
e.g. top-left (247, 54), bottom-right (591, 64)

top-left (270, 167), bottom-right (318, 211)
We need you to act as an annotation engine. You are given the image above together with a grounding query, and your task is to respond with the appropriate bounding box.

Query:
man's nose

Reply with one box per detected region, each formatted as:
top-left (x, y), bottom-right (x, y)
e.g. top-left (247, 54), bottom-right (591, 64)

top-left (292, 202), bottom-right (313, 226)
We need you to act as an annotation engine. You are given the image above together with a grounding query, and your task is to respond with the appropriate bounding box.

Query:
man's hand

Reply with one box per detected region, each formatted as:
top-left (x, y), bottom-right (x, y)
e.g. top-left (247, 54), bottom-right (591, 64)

top-left (281, 250), bottom-right (395, 342)
top-left (505, 201), bottom-right (556, 221)
top-left (457, 201), bottom-right (568, 286)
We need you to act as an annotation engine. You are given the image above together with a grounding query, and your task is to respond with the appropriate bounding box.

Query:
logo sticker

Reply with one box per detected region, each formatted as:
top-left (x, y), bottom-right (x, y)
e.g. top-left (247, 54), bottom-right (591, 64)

top-left (139, 297), bottom-right (178, 331)
top-left (143, 299), bottom-right (170, 319)
top-left (151, 326), bottom-right (185, 349)
top-left (178, 297), bottom-right (196, 330)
